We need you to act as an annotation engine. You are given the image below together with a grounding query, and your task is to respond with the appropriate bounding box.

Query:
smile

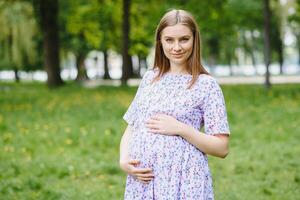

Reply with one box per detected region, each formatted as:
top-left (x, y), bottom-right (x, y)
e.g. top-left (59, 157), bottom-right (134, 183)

top-left (171, 53), bottom-right (184, 57)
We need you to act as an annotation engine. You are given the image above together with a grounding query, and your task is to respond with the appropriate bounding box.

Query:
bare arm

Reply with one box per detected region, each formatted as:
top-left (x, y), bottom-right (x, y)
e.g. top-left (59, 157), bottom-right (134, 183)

top-left (178, 122), bottom-right (229, 158)
top-left (119, 125), bottom-right (132, 163)
top-left (146, 114), bottom-right (230, 159)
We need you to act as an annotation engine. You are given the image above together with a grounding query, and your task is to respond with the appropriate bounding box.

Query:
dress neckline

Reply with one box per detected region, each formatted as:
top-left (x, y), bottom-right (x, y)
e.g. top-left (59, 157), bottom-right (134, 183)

top-left (164, 72), bottom-right (192, 76)
top-left (151, 69), bottom-right (209, 79)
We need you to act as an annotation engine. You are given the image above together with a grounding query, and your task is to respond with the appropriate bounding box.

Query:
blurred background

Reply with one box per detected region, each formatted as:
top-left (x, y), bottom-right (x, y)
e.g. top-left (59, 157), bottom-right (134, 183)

top-left (0, 0), bottom-right (299, 86)
top-left (0, 0), bottom-right (300, 199)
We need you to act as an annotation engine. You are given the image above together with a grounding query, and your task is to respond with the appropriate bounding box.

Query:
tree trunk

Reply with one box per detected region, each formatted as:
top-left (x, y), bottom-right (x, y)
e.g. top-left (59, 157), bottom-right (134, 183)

top-left (142, 57), bottom-right (148, 70)
top-left (103, 49), bottom-right (111, 79)
top-left (75, 53), bottom-right (88, 81)
top-left (278, 41), bottom-right (284, 74)
top-left (207, 54), bottom-right (216, 75)
top-left (39, 0), bottom-right (63, 87)
top-left (13, 67), bottom-right (20, 82)
top-left (241, 31), bottom-right (249, 64)
top-left (274, 21), bottom-right (284, 75)
top-left (207, 37), bottom-right (219, 75)
top-left (297, 35), bottom-right (300, 67)
top-left (250, 50), bottom-right (257, 75)
top-left (121, 0), bottom-right (131, 85)
top-left (129, 55), bottom-right (136, 77)
top-left (138, 55), bottom-right (142, 76)
top-left (8, 29), bottom-right (19, 82)
top-left (250, 30), bottom-right (259, 75)
top-left (298, 39), bottom-right (300, 67)
top-left (226, 51), bottom-right (234, 76)
top-left (263, 0), bottom-right (271, 89)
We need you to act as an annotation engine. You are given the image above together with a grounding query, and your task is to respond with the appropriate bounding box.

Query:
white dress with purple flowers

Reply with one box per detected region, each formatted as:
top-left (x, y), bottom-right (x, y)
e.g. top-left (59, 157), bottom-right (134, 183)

top-left (123, 69), bottom-right (230, 200)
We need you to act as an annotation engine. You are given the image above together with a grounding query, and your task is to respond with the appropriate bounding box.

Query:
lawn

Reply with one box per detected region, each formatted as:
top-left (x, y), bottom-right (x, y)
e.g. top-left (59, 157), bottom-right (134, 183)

top-left (0, 82), bottom-right (299, 200)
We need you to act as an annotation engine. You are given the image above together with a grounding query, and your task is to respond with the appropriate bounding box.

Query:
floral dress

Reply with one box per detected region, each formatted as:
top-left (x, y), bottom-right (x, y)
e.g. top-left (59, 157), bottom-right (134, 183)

top-left (122, 68), bottom-right (230, 200)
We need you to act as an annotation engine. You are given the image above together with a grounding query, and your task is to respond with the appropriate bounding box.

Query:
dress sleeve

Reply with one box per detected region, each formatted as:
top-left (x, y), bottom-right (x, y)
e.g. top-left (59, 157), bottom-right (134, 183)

top-left (123, 71), bottom-right (150, 127)
top-left (202, 78), bottom-right (230, 135)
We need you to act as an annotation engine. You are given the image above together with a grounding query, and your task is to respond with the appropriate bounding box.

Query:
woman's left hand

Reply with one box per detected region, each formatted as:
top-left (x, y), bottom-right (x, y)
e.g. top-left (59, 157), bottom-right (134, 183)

top-left (145, 113), bottom-right (183, 136)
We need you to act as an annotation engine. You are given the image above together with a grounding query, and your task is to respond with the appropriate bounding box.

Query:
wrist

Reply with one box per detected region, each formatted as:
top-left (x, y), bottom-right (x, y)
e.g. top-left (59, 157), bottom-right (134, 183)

top-left (177, 121), bottom-right (189, 137)
top-left (178, 122), bottom-right (198, 138)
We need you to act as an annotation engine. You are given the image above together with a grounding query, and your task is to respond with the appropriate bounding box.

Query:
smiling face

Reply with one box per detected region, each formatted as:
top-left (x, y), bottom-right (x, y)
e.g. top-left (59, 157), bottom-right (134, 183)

top-left (160, 24), bottom-right (194, 70)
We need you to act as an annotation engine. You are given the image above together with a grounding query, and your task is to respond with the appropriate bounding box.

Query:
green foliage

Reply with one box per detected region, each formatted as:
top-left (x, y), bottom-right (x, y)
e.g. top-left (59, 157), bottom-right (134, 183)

top-left (130, 0), bottom-right (164, 57)
top-left (289, 0), bottom-right (300, 23)
top-left (1, 0), bottom-right (296, 72)
top-left (97, 0), bottom-right (122, 52)
top-left (288, 0), bottom-right (300, 46)
top-left (60, 0), bottom-right (102, 55)
top-left (226, 0), bottom-right (263, 30)
top-left (0, 1), bottom-right (39, 71)
top-left (0, 82), bottom-right (300, 199)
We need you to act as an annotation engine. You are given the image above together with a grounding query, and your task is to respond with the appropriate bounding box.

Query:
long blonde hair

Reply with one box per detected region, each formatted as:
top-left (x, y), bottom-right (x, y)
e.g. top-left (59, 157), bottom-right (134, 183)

top-left (151, 9), bottom-right (209, 89)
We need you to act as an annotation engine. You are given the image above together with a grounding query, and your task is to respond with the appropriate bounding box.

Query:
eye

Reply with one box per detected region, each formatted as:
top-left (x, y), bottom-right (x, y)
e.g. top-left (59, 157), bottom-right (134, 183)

top-left (165, 38), bottom-right (173, 43)
top-left (180, 38), bottom-right (190, 42)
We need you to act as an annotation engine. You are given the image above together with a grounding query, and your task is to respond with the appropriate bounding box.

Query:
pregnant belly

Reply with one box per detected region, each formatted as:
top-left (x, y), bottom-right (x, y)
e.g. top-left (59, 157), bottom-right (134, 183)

top-left (129, 129), bottom-right (205, 169)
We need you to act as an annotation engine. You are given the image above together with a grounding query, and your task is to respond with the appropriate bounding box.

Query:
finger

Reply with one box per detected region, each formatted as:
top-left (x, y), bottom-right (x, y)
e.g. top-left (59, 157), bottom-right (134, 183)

top-left (132, 168), bottom-right (153, 174)
top-left (146, 119), bottom-right (156, 124)
top-left (139, 180), bottom-right (150, 184)
top-left (135, 173), bottom-right (155, 178)
top-left (156, 113), bottom-right (167, 119)
top-left (148, 129), bottom-right (162, 134)
top-left (151, 115), bottom-right (160, 121)
top-left (146, 123), bottom-right (159, 129)
top-left (138, 177), bottom-right (154, 181)
top-left (128, 159), bottom-right (140, 165)
top-left (136, 176), bottom-right (153, 182)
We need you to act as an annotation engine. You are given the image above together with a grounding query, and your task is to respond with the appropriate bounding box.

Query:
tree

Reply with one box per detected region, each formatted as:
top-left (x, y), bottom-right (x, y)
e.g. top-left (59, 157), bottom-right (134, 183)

top-left (288, 0), bottom-right (300, 66)
top-left (263, 0), bottom-right (271, 89)
top-left (130, 0), bottom-right (163, 76)
top-left (35, 0), bottom-right (64, 87)
top-left (224, 0), bottom-right (264, 75)
top-left (0, 1), bottom-right (38, 81)
top-left (60, 0), bottom-right (102, 81)
top-left (121, 0), bottom-right (131, 85)
top-left (183, 0), bottom-right (234, 74)
top-left (96, 0), bottom-right (122, 80)
top-left (270, 14), bottom-right (284, 74)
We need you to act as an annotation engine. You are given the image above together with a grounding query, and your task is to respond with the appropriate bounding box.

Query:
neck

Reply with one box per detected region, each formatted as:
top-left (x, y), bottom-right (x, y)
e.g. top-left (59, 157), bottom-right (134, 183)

top-left (169, 63), bottom-right (188, 74)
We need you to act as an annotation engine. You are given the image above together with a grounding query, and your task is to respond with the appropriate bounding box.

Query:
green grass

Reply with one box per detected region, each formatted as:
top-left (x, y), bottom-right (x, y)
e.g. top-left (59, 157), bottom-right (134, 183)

top-left (0, 82), bottom-right (299, 200)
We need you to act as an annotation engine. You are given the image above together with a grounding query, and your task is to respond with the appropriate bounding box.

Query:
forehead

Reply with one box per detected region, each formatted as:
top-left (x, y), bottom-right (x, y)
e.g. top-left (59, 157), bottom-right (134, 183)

top-left (161, 24), bottom-right (193, 38)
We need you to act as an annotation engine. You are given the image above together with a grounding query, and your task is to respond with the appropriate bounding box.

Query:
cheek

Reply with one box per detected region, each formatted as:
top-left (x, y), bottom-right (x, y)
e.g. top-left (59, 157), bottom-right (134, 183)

top-left (162, 44), bottom-right (172, 56)
top-left (162, 42), bottom-right (171, 51)
top-left (184, 43), bottom-right (194, 55)
top-left (184, 41), bottom-right (194, 50)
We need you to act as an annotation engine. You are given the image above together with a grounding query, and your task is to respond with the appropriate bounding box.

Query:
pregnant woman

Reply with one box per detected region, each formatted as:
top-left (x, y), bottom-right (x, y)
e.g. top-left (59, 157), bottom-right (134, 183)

top-left (119, 9), bottom-right (230, 200)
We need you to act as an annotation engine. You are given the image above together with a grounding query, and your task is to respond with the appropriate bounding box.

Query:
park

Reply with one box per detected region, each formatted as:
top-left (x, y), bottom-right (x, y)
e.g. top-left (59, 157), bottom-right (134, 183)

top-left (1, 0), bottom-right (300, 199)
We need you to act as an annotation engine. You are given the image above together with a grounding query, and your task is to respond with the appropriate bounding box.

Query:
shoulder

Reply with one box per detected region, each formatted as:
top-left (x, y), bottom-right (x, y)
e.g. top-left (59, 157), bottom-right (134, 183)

top-left (145, 68), bottom-right (158, 76)
top-left (196, 74), bottom-right (222, 93)
top-left (138, 68), bottom-right (156, 87)
top-left (142, 69), bottom-right (155, 78)
top-left (198, 74), bottom-right (219, 86)
top-left (141, 68), bottom-right (157, 81)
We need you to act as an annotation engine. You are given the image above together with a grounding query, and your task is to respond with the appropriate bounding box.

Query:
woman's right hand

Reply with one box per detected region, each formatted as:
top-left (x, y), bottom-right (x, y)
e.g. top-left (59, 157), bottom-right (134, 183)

top-left (119, 159), bottom-right (154, 184)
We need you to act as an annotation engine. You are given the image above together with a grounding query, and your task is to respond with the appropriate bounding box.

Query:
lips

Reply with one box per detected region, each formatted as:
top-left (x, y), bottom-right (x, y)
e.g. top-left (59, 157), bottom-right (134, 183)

top-left (171, 53), bottom-right (184, 57)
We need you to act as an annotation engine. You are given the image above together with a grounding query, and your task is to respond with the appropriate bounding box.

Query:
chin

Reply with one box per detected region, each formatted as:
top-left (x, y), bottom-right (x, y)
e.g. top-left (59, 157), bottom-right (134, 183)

top-left (170, 59), bottom-right (186, 65)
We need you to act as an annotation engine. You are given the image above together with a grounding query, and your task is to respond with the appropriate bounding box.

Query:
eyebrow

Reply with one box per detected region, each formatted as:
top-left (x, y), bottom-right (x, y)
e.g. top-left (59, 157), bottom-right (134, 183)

top-left (163, 35), bottom-right (191, 39)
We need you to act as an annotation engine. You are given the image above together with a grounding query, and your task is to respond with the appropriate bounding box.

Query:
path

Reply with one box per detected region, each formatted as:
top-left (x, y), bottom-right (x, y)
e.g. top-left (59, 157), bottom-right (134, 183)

top-left (82, 75), bottom-right (300, 88)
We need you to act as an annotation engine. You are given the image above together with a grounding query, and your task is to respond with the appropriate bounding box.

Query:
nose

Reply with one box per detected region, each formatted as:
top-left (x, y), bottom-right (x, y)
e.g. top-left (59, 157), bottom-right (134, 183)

top-left (173, 41), bottom-right (182, 51)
